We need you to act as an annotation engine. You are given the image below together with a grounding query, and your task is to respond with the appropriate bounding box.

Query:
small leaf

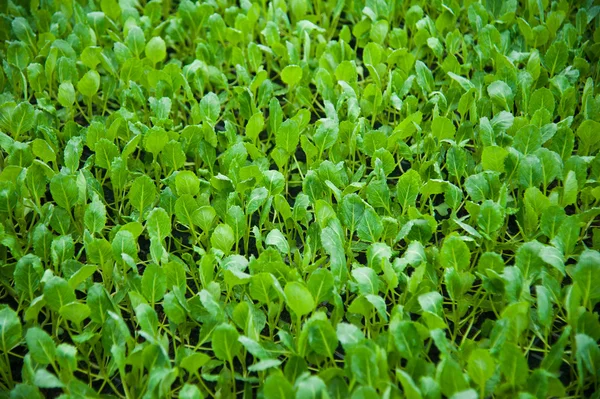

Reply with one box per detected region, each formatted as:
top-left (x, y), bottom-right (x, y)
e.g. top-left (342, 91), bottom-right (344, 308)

top-left (84, 194), bottom-right (107, 234)
top-left (212, 323), bottom-right (241, 362)
top-left (265, 229), bottom-right (289, 254)
top-left (0, 307), bottom-right (22, 353)
top-left (275, 119), bottom-right (300, 153)
top-left (211, 224), bottom-right (235, 254)
top-left (284, 282), bottom-right (314, 317)
top-left (129, 175), bottom-right (157, 216)
top-left (145, 36), bottom-right (167, 63)
top-left (146, 207), bottom-right (171, 240)
top-left (25, 327), bottom-right (56, 365)
top-left (281, 65), bottom-right (302, 86)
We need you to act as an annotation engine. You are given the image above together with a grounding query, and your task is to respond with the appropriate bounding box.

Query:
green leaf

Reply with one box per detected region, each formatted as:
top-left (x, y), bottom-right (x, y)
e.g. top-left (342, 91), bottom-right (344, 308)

top-left (396, 170), bottom-right (421, 212)
top-left (126, 26), bottom-right (146, 57)
top-left (59, 302), bottom-right (91, 325)
top-left (396, 370), bottom-right (423, 399)
top-left (246, 187), bottom-right (268, 215)
top-left (281, 65), bottom-right (302, 86)
top-left (129, 175), bottom-right (157, 216)
top-left (50, 173), bottom-right (78, 211)
top-left (575, 334), bottom-right (600, 381)
top-left (467, 349), bottom-right (495, 389)
top-left (390, 320), bottom-right (423, 359)
top-left (352, 267), bottom-right (379, 295)
top-left (478, 200), bottom-right (504, 236)
top-left (437, 357), bottom-right (469, 397)
top-left (10, 102), bottom-right (35, 137)
top-left (415, 61), bottom-right (434, 94)
top-left (84, 193), bottom-right (106, 234)
top-left (307, 269), bottom-right (334, 304)
top-left (431, 117), bottom-right (455, 140)
top-left (146, 207), bottom-right (171, 240)
top-left (481, 146), bottom-right (508, 172)
top-left (529, 88), bottom-right (555, 115)
top-left (544, 41), bottom-right (568, 76)
top-left (0, 307), bottom-right (22, 353)
top-left (571, 250), bottom-right (600, 304)
top-left (43, 276), bottom-right (76, 312)
top-left (25, 327), bottom-right (56, 365)
top-left (145, 36), bottom-right (167, 63)
top-left (265, 229), bottom-right (289, 254)
top-left (111, 230), bottom-right (138, 262)
top-left (179, 384), bottom-right (203, 399)
top-left (321, 223), bottom-right (347, 286)
top-left (284, 282), bottom-right (314, 317)
top-left (275, 119), bottom-right (300, 153)
top-left (339, 193), bottom-right (366, 232)
top-left (246, 112), bottom-right (264, 141)
top-left (94, 138), bottom-right (120, 169)
top-left (487, 80), bottom-right (513, 110)
top-left (357, 207), bottom-right (383, 242)
top-left (499, 343), bottom-right (530, 389)
top-left (14, 254), bottom-right (43, 299)
top-left (561, 170), bottom-right (578, 207)
top-left (440, 236), bottom-right (471, 271)
top-left (199, 92), bottom-right (220, 125)
top-left (349, 344), bottom-right (379, 386)
top-left (307, 318), bottom-right (338, 359)
top-left (211, 224), bottom-right (235, 254)
top-left (77, 70), bottom-right (100, 97)
top-left (576, 120), bottom-right (600, 156)
top-left (212, 323), bottom-right (241, 362)
top-left (141, 263), bottom-right (167, 304)
top-left (263, 372), bottom-right (294, 399)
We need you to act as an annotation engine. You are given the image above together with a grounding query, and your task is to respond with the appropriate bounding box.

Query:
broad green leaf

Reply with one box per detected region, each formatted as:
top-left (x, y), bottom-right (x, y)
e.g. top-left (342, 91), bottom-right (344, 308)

top-left (357, 207), bottom-right (383, 242)
top-left (281, 65), bottom-right (302, 86)
top-left (10, 102), bottom-right (35, 137)
top-left (390, 320), bottom-right (423, 359)
top-left (415, 61), bottom-right (434, 94)
top-left (275, 119), bottom-right (299, 153)
top-left (284, 282), bottom-right (314, 317)
top-left (431, 117), bottom-right (455, 140)
top-left (349, 344), bottom-right (379, 386)
top-left (396, 170), bottom-right (421, 212)
top-left (77, 70), bottom-right (100, 97)
top-left (307, 318), bottom-right (338, 359)
top-left (50, 173), bottom-right (78, 211)
top-left (43, 276), bottom-right (76, 312)
top-left (0, 307), bottom-right (22, 353)
top-left (141, 263), bottom-right (167, 304)
top-left (145, 36), bottom-right (167, 63)
top-left (478, 200), bottom-right (504, 236)
top-left (146, 207), bottom-right (171, 240)
top-left (84, 194), bottom-right (106, 234)
top-left (25, 327), bottom-right (56, 365)
top-left (467, 349), bottom-right (495, 389)
top-left (487, 80), bottom-right (513, 110)
top-left (211, 224), bottom-right (235, 254)
top-left (212, 323), bottom-right (241, 362)
top-left (481, 146), bottom-right (508, 172)
top-left (499, 343), bottom-right (529, 387)
top-left (571, 250), bottom-right (600, 305)
top-left (247, 187), bottom-right (268, 215)
top-left (129, 175), bottom-right (157, 215)
top-left (440, 236), bottom-right (471, 271)
top-left (263, 372), bottom-right (293, 399)
top-left (544, 41), bottom-right (568, 76)
top-left (437, 357), bottom-right (469, 397)
top-left (265, 229), bottom-right (289, 254)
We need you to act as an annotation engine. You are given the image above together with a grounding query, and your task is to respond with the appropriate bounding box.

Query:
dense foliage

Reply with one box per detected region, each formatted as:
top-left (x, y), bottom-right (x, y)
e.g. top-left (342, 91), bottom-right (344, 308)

top-left (1, 0), bottom-right (600, 398)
